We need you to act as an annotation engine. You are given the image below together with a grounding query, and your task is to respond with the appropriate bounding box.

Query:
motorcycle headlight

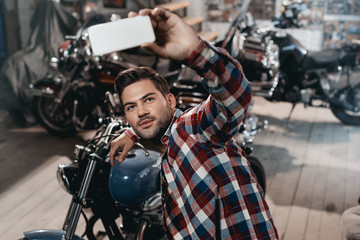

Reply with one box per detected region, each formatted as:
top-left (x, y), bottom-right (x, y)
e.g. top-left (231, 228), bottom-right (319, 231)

top-left (57, 164), bottom-right (80, 194)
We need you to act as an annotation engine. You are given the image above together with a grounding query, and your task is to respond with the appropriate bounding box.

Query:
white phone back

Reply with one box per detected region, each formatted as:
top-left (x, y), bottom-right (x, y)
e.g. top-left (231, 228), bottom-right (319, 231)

top-left (88, 15), bottom-right (155, 55)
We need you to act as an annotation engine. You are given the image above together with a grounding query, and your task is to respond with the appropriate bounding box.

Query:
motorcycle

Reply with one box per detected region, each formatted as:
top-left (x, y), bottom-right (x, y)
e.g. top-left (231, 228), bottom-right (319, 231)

top-left (224, 7), bottom-right (360, 125)
top-left (261, 30), bottom-right (360, 125)
top-left (24, 92), bottom-right (166, 240)
top-left (30, 14), bottom-right (135, 137)
top-left (22, 91), bottom-right (267, 240)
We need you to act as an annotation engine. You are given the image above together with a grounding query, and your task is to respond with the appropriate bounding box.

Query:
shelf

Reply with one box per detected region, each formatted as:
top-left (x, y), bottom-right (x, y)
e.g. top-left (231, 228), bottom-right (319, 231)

top-left (198, 30), bottom-right (219, 41)
top-left (156, 1), bottom-right (189, 12)
top-left (182, 16), bottom-right (204, 26)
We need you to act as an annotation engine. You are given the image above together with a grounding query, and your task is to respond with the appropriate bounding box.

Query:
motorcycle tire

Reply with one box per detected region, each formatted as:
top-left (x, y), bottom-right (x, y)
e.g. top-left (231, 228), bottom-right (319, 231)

top-left (247, 155), bottom-right (267, 194)
top-left (330, 85), bottom-right (360, 126)
top-left (32, 95), bottom-right (76, 137)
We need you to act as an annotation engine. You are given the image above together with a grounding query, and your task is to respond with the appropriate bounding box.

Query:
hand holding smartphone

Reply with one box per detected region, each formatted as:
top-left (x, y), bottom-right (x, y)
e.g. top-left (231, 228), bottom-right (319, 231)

top-left (88, 15), bottom-right (155, 55)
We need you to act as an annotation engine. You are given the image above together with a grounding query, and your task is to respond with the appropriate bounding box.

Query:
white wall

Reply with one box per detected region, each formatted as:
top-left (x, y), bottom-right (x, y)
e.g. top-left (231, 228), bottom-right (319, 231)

top-left (285, 28), bottom-right (323, 51)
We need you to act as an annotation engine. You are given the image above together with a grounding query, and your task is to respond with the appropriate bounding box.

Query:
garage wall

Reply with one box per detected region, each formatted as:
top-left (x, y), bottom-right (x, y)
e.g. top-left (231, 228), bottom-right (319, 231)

top-left (11, 0), bottom-right (339, 53)
top-left (16, 0), bottom-right (38, 48)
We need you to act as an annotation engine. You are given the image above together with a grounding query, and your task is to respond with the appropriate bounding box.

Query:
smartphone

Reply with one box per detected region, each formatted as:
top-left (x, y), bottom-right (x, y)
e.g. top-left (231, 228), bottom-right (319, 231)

top-left (88, 15), bottom-right (155, 55)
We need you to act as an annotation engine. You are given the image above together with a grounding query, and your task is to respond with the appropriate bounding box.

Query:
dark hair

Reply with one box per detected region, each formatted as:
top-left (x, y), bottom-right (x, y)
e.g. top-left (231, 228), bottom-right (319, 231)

top-left (115, 66), bottom-right (170, 106)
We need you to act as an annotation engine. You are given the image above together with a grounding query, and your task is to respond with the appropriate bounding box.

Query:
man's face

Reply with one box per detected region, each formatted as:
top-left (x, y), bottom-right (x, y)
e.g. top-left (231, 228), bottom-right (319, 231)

top-left (121, 79), bottom-right (176, 140)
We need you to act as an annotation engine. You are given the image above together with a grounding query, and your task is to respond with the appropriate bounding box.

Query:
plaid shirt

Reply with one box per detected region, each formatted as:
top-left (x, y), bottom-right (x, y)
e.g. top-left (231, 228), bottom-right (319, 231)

top-left (126, 39), bottom-right (278, 239)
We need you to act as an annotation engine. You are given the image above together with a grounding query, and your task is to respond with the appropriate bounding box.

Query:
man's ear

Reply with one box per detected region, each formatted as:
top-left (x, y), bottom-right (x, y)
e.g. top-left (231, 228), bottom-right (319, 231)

top-left (167, 93), bottom-right (177, 110)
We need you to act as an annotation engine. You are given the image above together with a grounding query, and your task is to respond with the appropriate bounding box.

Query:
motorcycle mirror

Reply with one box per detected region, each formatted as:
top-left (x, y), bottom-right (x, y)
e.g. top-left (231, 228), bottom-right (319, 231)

top-left (104, 91), bottom-right (117, 119)
top-left (105, 91), bottom-right (116, 108)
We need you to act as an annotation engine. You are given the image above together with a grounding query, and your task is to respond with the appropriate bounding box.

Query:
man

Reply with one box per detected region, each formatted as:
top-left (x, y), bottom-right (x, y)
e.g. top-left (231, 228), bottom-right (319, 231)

top-left (110, 7), bottom-right (278, 239)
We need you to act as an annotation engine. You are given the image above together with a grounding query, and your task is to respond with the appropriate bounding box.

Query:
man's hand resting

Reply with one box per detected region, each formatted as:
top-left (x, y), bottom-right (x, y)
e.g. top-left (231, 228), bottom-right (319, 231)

top-left (109, 133), bottom-right (135, 166)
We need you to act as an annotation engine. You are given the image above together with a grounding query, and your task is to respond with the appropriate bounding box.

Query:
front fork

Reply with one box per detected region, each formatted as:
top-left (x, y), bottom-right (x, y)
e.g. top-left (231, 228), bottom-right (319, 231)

top-left (62, 157), bottom-right (98, 240)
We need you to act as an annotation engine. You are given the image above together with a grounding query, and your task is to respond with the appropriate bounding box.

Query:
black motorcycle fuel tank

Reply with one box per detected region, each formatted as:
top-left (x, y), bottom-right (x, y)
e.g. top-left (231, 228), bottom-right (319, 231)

top-left (269, 30), bottom-right (307, 69)
top-left (109, 148), bottom-right (161, 206)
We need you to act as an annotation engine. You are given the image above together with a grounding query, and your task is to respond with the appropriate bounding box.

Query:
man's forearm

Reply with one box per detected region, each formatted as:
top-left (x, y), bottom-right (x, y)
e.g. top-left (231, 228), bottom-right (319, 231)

top-left (184, 39), bottom-right (252, 121)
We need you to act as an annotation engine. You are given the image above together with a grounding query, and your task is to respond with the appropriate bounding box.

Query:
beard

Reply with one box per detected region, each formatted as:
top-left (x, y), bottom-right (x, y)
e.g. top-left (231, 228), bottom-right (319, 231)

top-left (133, 106), bottom-right (173, 142)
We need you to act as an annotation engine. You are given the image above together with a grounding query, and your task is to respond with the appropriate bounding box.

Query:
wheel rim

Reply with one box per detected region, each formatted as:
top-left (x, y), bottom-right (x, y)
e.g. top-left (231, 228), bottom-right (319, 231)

top-left (37, 96), bottom-right (74, 132)
top-left (330, 86), bottom-right (360, 125)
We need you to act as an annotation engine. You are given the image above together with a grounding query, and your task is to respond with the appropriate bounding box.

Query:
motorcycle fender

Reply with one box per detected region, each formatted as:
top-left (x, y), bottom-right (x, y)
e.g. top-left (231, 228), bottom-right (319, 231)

top-left (30, 76), bottom-right (62, 98)
top-left (23, 229), bottom-right (83, 240)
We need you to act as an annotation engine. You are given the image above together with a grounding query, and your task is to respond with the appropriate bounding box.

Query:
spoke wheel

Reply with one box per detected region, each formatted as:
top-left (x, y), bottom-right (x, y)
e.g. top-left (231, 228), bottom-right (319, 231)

top-left (33, 92), bottom-right (76, 136)
top-left (330, 85), bottom-right (360, 126)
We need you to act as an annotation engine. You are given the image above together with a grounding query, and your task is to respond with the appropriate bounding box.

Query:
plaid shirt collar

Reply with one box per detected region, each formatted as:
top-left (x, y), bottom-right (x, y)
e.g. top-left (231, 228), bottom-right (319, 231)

top-left (161, 108), bottom-right (183, 145)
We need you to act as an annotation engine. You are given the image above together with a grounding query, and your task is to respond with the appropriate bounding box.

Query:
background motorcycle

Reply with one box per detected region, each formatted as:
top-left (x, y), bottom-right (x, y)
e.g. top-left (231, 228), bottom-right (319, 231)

top-left (224, 8), bottom-right (360, 125)
top-left (22, 91), bottom-right (267, 240)
top-left (30, 15), bottom-right (136, 137)
top-left (259, 29), bottom-right (360, 125)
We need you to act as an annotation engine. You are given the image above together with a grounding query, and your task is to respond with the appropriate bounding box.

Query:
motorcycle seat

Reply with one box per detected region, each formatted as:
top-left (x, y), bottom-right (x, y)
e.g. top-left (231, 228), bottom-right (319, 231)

top-left (302, 49), bottom-right (342, 71)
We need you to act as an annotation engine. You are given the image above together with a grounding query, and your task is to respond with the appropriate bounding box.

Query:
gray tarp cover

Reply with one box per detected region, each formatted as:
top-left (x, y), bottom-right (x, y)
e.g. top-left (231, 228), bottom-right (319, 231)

top-left (0, 1), bottom-right (78, 111)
